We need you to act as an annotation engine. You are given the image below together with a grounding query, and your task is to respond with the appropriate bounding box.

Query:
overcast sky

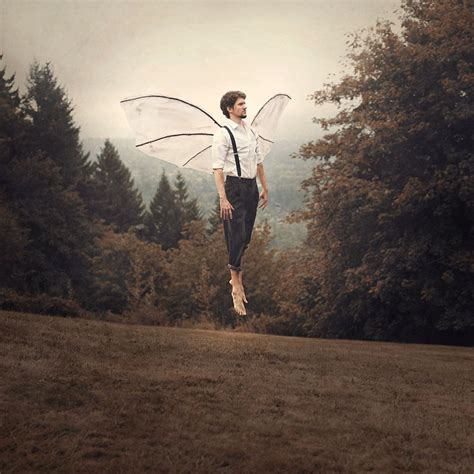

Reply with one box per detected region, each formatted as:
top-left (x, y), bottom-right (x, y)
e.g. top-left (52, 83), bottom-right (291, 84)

top-left (1, 0), bottom-right (400, 142)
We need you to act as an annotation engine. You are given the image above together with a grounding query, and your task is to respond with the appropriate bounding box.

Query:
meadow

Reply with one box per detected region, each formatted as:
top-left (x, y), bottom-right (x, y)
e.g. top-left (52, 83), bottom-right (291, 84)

top-left (0, 310), bottom-right (472, 472)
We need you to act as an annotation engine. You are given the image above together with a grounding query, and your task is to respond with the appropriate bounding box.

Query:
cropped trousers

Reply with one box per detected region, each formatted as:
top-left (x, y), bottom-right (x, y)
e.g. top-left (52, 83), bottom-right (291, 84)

top-left (222, 175), bottom-right (259, 272)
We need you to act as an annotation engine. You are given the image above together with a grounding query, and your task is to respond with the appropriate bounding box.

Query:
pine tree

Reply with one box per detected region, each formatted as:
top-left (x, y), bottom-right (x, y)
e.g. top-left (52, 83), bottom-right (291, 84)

top-left (20, 60), bottom-right (93, 193)
top-left (0, 55), bottom-right (21, 143)
top-left (207, 194), bottom-right (222, 236)
top-left (0, 55), bottom-right (23, 191)
top-left (146, 171), bottom-right (181, 250)
top-left (174, 172), bottom-right (202, 235)
top-left (0, 58), bottom-right (100, 305)
top-left (90, 139), bottom-right (145, 232)
top-left (0, 56), bottom-right (32, 291)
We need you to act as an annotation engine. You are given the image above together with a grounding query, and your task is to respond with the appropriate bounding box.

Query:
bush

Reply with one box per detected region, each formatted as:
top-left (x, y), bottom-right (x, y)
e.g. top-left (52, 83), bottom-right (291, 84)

top-left (0, 288), bottom-right (81, 317)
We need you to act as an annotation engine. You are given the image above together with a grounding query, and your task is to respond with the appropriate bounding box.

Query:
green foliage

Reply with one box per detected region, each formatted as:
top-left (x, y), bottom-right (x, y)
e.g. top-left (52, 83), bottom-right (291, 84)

top-left (20, 60), bottom-right (93, 191)
top-left (90, 229), bottom-right (166, 313)
top-left (162, 221), bottom-right (230, 324)
top-left (144, 171), bottom-right (203, 249)
top-left (0, 193), bottom-right (28, 288)
top-left (0, 55), bottom-right (21, 141)
top-left (207, 194), bottom-right (222, 236)
top-left (145, 171), bottom-right (181, 249)
top-left (294, 0), bottom-right (474, 343)
top-left (174, 171), bottom-right (202, 227)
top-left (90, 139), bottom-right (145, 232)
top-left (0, 288), bottom-right (81, 316)
top-left (0, 57), bottom-right (100, 306)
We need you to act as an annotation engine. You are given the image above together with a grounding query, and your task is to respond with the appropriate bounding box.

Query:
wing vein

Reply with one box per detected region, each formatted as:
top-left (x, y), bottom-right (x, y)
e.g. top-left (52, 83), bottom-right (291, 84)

top-left (121, 94), bottom-right (222, 127)
top-left (137, 132), bottom-right (213, 147)
top-left (182, 145), bottom-right (212, 167)
top-left (251, 93), bottom-right (291, 126)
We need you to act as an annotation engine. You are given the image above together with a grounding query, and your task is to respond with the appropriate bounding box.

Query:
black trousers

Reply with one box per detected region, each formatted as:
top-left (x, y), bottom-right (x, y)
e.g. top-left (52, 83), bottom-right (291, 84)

top-left (222, 176), bottom-right (259, 272)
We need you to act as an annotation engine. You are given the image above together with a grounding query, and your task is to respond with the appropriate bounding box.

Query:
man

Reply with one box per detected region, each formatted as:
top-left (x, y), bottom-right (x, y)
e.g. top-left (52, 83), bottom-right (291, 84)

top-left (212, 91), bottom-right (269, 316)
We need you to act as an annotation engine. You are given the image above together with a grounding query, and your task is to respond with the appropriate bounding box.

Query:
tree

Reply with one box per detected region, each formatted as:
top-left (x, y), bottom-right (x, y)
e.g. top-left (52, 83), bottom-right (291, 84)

top-left (0, 56), bottom-right (29, 289)
top-left (145, 171), bottom-right (181, 250)
top-left (295, 0), bottom-right (474, 343)
top-left (20, 61), bottom-right (93, 193)
top-left (90, 139), bottom-right (145, 232)
top-left (0, 55), bottom-right (21, 145)
top-left (90, 229), bottom-right (166, 313)
top-left (175, 172), bottom-right (202, 221)
top-left (0, 59), bottom-right (100, 304)
top-left (207, 194), bottom-right (222, 236)
top-left (0, 193), bottom-right (28, 289)
top-left (174, 171), bottom-right (202, 240)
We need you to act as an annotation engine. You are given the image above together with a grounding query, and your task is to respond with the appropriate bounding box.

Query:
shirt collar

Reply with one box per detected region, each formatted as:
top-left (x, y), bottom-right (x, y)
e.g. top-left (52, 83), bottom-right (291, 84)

top-left (225, 118), bottom-right (245, 130)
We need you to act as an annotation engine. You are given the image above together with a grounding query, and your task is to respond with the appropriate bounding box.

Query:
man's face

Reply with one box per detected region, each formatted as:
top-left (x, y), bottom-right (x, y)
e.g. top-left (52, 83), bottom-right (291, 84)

top-left (228, 97), bottom-right (247, 119)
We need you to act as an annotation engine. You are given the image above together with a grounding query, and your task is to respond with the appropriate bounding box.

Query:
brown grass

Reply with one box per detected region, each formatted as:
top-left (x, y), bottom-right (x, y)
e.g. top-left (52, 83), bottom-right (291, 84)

top-left (0, 310), bottom-right (473, 473)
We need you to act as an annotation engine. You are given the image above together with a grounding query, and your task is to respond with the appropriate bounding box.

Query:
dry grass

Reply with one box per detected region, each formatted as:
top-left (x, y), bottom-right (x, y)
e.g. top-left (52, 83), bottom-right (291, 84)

top-left (0, 310), bottom-right (473, 473)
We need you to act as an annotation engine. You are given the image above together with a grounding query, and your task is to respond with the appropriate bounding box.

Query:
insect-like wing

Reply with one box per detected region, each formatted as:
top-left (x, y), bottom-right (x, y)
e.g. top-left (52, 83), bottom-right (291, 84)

top-left (120, 95), bottom-right (222, 173)
top-left (251, 93), bottom-right (291, 160)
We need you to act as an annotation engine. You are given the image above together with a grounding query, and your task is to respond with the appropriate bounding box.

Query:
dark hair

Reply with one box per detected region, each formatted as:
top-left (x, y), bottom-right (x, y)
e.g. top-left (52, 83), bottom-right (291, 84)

top-left (220, 90), bottom-right (246, 118)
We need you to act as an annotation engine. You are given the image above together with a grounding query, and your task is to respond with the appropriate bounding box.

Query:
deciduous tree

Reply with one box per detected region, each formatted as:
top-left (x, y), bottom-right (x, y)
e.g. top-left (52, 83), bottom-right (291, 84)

top-left (295, 0), bottom-right (473, 343)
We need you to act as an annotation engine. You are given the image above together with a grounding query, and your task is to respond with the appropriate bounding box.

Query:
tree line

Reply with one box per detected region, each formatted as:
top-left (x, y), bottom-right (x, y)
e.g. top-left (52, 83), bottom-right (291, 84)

top-left (0, 0), bottom-right (472, 345)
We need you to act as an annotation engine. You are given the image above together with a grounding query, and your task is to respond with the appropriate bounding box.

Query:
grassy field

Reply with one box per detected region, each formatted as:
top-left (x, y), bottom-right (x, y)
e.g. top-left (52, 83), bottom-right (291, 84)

top-left (0, 310), bottom-right (472, 473)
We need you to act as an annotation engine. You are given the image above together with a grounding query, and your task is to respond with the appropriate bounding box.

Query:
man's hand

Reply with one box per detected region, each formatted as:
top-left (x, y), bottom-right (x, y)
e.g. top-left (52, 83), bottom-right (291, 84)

top-left (220, 196), bottom-right (235, 220)
top-left (259, 188), bottom-right (269, 209)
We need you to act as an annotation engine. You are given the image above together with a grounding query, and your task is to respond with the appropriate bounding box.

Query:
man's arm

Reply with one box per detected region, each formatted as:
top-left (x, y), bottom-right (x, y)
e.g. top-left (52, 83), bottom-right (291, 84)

top-left (257, 163), bottom-right (269, 209)
top-left (213, 168), bottom-right (234, 220)
top-left (212, 128), bottom-right (234, 220)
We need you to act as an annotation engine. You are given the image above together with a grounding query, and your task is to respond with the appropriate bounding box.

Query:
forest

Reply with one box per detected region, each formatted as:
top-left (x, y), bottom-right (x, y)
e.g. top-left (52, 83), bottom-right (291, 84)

top-left (0, 0), bottom-right (472, 345)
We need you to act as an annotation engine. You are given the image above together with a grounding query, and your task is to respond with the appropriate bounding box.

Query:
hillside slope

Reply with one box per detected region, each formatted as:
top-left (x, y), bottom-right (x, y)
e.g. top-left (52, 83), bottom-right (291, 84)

top-left (0, 310), bottom-right (472, 473)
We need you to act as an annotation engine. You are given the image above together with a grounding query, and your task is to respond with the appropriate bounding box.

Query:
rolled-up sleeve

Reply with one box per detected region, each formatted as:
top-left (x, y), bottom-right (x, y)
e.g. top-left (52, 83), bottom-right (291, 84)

top-left (211, 128), bottom-right (228, 170)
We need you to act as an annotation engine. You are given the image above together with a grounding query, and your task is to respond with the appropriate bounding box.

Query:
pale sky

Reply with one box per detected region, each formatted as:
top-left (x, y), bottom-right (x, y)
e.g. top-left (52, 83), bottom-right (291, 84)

top-left (1, 0), bottom-right (400, 142)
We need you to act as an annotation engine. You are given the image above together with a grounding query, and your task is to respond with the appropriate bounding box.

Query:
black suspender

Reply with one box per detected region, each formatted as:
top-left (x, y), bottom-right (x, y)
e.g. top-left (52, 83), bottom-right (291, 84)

top-left (223, 126), bottom-right (242, 178)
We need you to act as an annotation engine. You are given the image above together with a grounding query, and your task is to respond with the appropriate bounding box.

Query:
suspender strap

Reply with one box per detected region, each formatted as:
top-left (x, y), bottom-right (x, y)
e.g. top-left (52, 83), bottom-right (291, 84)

top-left (223, 126), bottom-right (241, 178)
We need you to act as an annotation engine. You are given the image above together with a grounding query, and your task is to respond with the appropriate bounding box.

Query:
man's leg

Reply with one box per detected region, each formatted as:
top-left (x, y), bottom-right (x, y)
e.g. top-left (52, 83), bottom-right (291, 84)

top-left (229, 269), bottom-right (246, 315)
top-left (237, 180), bottom-right (259, 302)
top-left (223, 178), bottom-right (247, 315)
top-left (228, 256), bottom-right (247, 303)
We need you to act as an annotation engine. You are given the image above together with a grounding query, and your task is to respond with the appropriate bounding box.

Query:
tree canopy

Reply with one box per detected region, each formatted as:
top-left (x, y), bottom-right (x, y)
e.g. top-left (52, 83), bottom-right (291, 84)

top-left (294, 0), bottom-right (473, 343)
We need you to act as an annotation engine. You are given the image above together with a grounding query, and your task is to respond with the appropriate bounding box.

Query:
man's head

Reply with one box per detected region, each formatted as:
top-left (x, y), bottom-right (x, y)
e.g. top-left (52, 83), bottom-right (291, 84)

top-left (220, 90), bottom-right (247, 120)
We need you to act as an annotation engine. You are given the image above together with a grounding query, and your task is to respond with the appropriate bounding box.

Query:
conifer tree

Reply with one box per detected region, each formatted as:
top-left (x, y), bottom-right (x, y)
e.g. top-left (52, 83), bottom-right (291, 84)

top-left (146, 171), bottom-right (181, 249)
top-left (20, 60), bottom-right (93, 193)
top-left (0, 57), bottom-right (32, 291)
top-left (0, 59), bottom-right (99, 305)
top-left (90, 139), bottom-right (145, 232)
top-left (0, 55), bottom-right (24, 192)
top-left (207, 194), bottom-right (222, 236)
top-left (0, 55), bottom-right (21, 144)
top-left (174, 172), bottom-right (202, 223)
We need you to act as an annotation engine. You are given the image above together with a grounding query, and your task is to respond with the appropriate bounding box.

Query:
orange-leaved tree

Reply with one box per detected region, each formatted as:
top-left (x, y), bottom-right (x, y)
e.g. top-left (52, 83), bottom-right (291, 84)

top-left (294, 0), bottom-right (473, 343)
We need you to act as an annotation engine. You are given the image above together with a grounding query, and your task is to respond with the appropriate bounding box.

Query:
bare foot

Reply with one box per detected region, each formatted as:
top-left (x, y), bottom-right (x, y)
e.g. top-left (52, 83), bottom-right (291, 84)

top-left (229, 279), bottom-right (248, 303)
top-left (231, 290), bottom-right (246, 316)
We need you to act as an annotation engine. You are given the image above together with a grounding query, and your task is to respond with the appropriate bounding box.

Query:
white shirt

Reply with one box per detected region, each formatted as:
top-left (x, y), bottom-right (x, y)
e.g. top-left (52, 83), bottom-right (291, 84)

top-left (211, 118), bottom-right (263, 179)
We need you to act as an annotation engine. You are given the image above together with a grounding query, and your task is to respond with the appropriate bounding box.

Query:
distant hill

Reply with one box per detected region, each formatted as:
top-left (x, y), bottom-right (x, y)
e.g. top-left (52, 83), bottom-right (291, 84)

top-left (82, 137), bottom-right (315, 248)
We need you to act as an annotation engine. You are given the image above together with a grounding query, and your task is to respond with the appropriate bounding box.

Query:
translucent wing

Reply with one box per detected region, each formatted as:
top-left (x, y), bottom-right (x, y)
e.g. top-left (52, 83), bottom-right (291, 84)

top-left (120, 95), bottom-right (222, 173)
top-left (251, 93), bottom-right (291, 159)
